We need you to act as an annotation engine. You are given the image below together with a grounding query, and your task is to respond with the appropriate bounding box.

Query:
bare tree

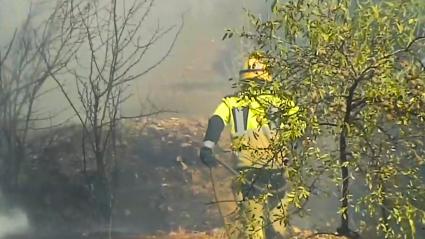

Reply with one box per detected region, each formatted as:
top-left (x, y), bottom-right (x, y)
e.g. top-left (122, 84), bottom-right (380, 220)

top-left (44, 0), bottom-right (182, 224)
top-left (0, 1), bottom-right (82, 192)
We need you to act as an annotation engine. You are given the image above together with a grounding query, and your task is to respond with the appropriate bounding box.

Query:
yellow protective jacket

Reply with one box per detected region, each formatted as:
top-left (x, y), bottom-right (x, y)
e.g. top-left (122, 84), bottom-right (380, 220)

top-left (212, 93), bottom-right (302, 169)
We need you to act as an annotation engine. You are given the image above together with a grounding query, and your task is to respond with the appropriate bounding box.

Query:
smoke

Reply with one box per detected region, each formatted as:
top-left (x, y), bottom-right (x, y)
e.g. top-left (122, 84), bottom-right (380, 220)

top-left (0, 1), bottom-right (269, 234)
top-left (126, 0), bottom-right (270, 116)
top-left (0, 210), bottom-right (30, 239)
top-left (0, 0), bottom-right (45, 40)
top-left (0, 192), bottom-right (30, 239)
top-left (0, 0), bottom-right (269, 120)
top-left (0, 1), bottom-right (34, 237)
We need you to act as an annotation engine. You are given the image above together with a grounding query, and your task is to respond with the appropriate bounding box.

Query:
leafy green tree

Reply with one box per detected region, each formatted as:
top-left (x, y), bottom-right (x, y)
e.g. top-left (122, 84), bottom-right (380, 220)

top-left (231, 0), bottom-right (425, 237)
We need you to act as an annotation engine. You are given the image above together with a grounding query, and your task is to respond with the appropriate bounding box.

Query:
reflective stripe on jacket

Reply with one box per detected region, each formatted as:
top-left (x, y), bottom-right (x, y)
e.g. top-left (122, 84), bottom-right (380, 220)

top-left (212, 93), bottom-right (300, 168)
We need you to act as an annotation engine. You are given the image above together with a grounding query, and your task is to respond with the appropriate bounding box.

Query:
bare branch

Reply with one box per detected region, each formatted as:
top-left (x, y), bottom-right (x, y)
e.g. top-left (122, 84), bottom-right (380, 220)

top-left (380, 36), bottom-right (425, 60)
top-left (113, 16), bottom-right (184, 86)
top-left (0, 29), bottom-right (17, 65)
top-left (119, 110), bottom-right (178, 120)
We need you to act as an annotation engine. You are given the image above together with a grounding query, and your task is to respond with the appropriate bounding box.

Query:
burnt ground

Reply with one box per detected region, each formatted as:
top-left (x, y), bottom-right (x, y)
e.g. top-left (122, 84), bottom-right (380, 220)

top-left (1, 117), bottom-right (353, 239)
top-left (110, 117), bottom-right (236, 234)
top-left (2, 117), bottom-right (236, 239)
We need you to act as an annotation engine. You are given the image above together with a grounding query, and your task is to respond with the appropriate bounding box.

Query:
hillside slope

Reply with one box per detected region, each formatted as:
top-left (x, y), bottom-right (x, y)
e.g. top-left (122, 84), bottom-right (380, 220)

top-left (3, 116), bottom-right (349, 239)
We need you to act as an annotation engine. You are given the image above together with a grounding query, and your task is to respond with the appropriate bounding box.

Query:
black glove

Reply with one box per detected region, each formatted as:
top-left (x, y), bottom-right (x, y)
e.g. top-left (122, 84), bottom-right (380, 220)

top-left (199, 147), bottom-right (218, 167)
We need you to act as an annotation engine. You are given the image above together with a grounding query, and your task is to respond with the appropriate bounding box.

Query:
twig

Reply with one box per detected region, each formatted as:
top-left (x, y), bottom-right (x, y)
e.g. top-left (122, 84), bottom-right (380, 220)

top-left (119, 110), bottom-right (178, 119)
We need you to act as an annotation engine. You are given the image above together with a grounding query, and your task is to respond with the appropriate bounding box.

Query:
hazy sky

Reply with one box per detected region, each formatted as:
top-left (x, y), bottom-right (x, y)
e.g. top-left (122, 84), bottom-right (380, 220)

top-left (0, 0), bottom-right (270, 121)
top-left (131, 0), bottom-right (269, 116)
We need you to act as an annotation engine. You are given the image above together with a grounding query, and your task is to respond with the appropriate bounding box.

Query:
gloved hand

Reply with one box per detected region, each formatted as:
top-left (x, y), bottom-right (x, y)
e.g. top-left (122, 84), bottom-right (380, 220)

top-left (199, 147), bottom-right (218, 167)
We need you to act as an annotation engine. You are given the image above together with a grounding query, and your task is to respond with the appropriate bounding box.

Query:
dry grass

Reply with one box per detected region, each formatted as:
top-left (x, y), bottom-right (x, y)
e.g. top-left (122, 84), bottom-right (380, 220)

top-left (137, 228), bottom-right (225, 239)
top-left (135, 228), bottom-right (350, 239)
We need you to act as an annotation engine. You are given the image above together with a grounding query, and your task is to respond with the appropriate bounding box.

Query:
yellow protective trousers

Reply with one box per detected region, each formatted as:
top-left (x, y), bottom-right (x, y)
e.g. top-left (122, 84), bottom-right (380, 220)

top-left (231, 168), bottom-right (288, 239)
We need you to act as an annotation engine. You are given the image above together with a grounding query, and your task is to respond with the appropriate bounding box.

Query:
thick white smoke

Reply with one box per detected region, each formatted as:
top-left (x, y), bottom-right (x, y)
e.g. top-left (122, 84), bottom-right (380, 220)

top-left (0, 192), bottom-right (30, 239)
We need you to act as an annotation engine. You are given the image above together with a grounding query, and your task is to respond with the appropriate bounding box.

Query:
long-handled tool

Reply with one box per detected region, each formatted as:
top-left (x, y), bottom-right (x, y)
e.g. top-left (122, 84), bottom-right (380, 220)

top-left (213, 155), bottom-right (288, 194)
top-left (208, 167), bottom-right (232, 239)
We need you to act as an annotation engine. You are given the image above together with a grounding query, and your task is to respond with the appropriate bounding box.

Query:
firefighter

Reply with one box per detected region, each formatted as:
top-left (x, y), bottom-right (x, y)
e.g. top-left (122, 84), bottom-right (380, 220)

top-left (200, 52), bottom-right (305, 238)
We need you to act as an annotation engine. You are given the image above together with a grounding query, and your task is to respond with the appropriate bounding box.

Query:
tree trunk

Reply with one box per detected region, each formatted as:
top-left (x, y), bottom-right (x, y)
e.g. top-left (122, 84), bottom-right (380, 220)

top-left (95, 149), bottom-right (111, 221)
top-left (338, 126), bottom-right (350, 233)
